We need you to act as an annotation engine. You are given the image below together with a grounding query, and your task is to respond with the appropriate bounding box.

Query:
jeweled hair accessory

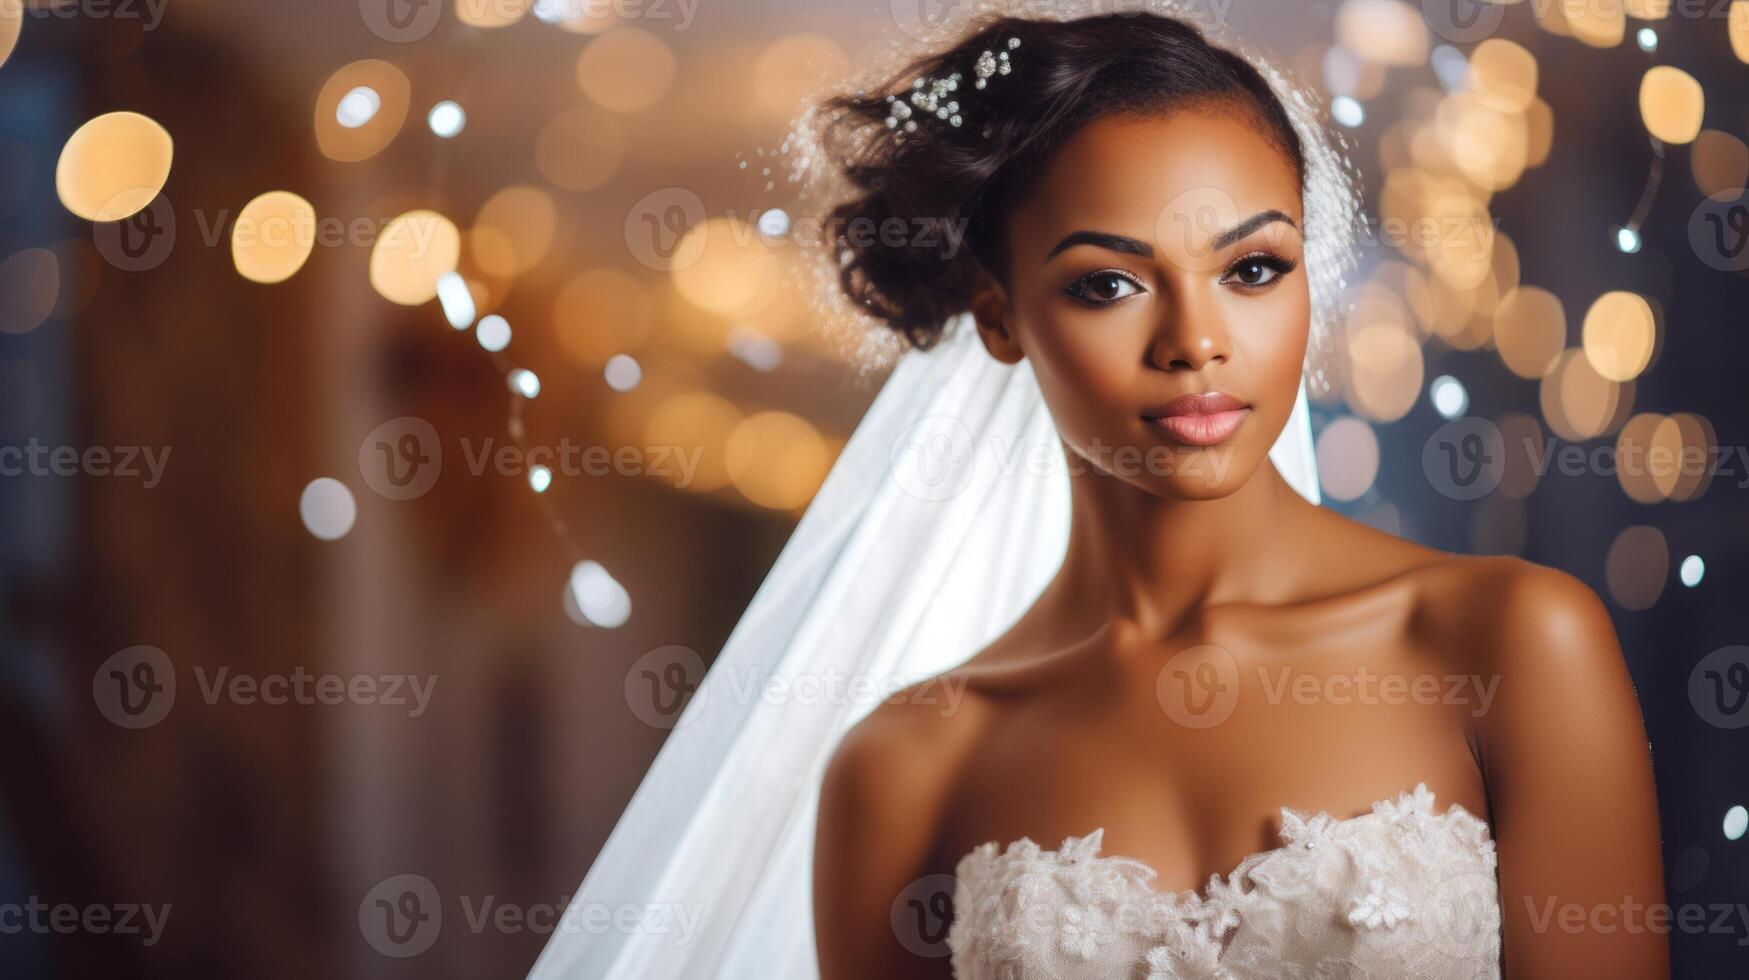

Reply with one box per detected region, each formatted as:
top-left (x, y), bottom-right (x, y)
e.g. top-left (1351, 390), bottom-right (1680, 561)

top-left (884, 35), bottom-right (1020, 132)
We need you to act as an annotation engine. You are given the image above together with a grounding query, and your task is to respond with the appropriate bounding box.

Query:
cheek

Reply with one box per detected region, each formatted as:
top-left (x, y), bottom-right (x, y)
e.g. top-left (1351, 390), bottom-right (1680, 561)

top-left (1229, 284), bottom-right (1312, 397)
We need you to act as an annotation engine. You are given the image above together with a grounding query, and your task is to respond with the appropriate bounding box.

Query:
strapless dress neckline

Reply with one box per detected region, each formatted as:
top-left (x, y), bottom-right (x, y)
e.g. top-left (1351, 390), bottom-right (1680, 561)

top-left (948, 784), bottom-right (1502, 979)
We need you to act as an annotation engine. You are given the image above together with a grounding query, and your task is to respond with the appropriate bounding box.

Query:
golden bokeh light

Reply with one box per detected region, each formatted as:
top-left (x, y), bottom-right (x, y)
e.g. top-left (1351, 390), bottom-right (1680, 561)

top-left (314, 60), bottom-right (410, 163)
top-left (1566, 2), bottom-right (1626, 47)
top-left (1493, 286), bottom-right (1566, 379)
top-left (1691, 130), bottom-right (1749, 197)
top-left (471, 185), bottom-right (557, 278)
top-left (0, 1), bottom-right (19, 72)
top-left (671, 217), bottom-right (782, 320)
top-left (456, 0), bottom-right (529, 28)
top-left (644, 392), bottom-right (741, 492)
top-left (1315, 416), bottom-right (1379, 502)
top-left (1496, 412), bottom-right (1544, 499)
top-left (1626, 0), bottom-right (1671, 17)
top-left (231, 191), bottom-right (318, 284)
top-left (1660, 412), bottom-right (1715, 502)
top-left (1540, 348), bottom-right (1629, 441)
top-left (1605, 525), bottom-right (1667, 610)
top-left (1345, 311), bottom-right (1423, 423)
top-left (1523, 97), bottom-right (1554, 168)
top-left (1469, 39), bottom-right (1537, 114)
top-left (553, 268), bottom-right (657, 366)
top-left (55, 111), bottom-right (174, 221)
top-left (1614, 412), bottom-right (1667, 504)
top-left (535, 107), bottom-right (626, 192)
top-left (752, 34), bottom-right (851, 119)
top-left (1437, 92), bottom-right (1528, 191)
top-left (0, 248), bottom-right (59, 335)
top-left (1335, 0), bottom-right (1428, 66)
top-left (1732, 1), bottom-right (1749, 64)
top-left (725, 411), bottom-right (829, 510)
top-left (369, 210), bottom-right (461, 306)
top-left (1581, 290), bottom-right (1656, 382)
top-left (577, 28), bottom-right (676, 113)
top-left (1638, 65), bottom-right (1704, 144)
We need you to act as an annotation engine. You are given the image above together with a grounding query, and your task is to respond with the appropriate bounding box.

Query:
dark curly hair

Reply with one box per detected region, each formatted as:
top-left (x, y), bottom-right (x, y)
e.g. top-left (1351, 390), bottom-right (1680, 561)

top-left (819, 12), bottom-right (1307, 350)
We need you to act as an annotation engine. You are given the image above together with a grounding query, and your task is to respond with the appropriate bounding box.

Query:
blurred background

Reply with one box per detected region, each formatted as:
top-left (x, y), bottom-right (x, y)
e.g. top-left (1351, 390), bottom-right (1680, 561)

top-left (0, 0), bottom-right (1746, 975)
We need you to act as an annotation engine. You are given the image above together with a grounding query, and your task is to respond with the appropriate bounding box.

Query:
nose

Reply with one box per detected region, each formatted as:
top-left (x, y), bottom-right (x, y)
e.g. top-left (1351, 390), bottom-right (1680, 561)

top-left (1148, 289), bottom-right (1232, 372)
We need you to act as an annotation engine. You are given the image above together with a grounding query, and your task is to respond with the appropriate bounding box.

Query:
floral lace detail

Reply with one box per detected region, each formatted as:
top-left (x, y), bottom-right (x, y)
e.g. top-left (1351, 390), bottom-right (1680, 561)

top-left (949, 784), bottom-right (1500, 980)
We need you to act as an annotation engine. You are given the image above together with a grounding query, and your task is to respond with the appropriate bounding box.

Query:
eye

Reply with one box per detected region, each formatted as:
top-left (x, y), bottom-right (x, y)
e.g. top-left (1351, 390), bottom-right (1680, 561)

top-left (1221, 252), bottom-right (1298, 289)
top-left (1064, 269), bottom-right (1145, 305)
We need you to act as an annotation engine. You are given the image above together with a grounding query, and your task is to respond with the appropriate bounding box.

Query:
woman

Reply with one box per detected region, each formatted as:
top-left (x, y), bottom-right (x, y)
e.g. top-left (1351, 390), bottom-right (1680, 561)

top-left (809, 11), bottom-right (1665, 980)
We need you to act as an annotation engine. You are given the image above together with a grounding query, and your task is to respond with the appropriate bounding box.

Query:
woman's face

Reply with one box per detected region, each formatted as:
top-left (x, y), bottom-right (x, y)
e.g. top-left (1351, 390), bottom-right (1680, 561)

top-left (974, 106), bottom-right (1310, 501)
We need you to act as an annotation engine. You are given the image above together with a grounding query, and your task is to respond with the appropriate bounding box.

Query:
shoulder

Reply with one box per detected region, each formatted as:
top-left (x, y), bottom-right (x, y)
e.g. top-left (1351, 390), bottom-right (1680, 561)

top-left (1410, 553), bottom-right (1621, 678)
top-left (820, 676), bottom-right (991, 816)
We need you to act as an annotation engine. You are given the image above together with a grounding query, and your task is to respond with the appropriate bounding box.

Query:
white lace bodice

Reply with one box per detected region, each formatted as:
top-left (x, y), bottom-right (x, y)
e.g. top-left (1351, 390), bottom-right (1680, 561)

top-left (949, 785), bottom-right (1501, 979)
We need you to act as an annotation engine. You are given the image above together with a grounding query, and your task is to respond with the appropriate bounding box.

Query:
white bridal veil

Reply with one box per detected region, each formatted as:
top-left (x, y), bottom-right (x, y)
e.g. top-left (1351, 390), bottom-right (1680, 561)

top-left (530, 8), bottom-right (1360, 979)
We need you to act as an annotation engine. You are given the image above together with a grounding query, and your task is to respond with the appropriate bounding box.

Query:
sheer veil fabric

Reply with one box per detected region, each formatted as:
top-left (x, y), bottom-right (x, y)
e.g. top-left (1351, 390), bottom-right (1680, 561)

top-left (532, 9), bottom-right (1358, 977)
top-left (528, 319), bottom-right (1322, 979)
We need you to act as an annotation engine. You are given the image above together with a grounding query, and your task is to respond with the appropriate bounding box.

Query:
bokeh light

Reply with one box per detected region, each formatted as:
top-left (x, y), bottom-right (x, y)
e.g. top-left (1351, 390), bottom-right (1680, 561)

top-left (231, 191), bottom-right (318, 284)
top-left (0, 248), bottom-right (59, 335)
top-left (1315, 417), bottom-right (1379, 502)
top-left (1639, 66), bottom-right (1704, 144)
top-left (1581, 291), bottom-right (1657, 382)
top-left (725, 411), bottom-right (829, 510)
top-left (314, 60), bottom-right (410, 162)
top-left (369, 210), bottom-right (462, 306)
top-left (577, 28), bottom-right (676, 112)
top-left (299, 478), bottom-right (357, 542)
top-left (55, 111), bottom-right (174, 221)
top-left (1605, 525), bottom-right (1668, 610)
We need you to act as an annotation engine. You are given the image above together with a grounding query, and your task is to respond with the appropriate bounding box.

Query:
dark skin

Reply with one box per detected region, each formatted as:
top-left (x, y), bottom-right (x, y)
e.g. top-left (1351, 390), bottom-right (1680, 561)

top-left (814, 107), bottom-right (1667, 978)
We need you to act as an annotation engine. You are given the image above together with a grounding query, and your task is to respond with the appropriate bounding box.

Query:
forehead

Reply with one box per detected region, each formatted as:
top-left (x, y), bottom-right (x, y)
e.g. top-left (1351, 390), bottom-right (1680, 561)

top-left (1011, 108), bottom-right (1304, 259)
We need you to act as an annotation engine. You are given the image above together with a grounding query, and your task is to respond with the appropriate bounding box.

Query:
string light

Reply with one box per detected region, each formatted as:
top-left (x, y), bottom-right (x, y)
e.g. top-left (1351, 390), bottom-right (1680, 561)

top-left (428, 100), bottom-right (466, 138)
top-left (476, 313), bottom-right (512, 352)
top-left (336, 86), bottom-right (381, 128)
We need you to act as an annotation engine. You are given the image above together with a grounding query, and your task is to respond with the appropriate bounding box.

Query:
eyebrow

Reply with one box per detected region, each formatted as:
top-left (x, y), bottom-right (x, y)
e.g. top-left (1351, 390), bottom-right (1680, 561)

top-left (1044, 209), bottom-right (1300, 262)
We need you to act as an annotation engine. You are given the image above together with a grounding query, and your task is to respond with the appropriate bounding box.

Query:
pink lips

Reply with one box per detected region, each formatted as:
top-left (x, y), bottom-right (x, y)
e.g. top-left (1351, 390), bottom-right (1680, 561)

top-left (1142, 391), bottom-right (1252, 447)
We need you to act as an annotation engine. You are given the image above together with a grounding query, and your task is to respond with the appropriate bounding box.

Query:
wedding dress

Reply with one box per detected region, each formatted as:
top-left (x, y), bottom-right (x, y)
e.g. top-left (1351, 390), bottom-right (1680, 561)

top-left (949, 784), bottom-right (1502, 979)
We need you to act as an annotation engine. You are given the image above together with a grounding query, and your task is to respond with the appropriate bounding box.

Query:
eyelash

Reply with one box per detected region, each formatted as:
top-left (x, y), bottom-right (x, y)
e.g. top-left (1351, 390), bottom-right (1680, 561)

top-left (1061, 251), bottom-right (1300, 306)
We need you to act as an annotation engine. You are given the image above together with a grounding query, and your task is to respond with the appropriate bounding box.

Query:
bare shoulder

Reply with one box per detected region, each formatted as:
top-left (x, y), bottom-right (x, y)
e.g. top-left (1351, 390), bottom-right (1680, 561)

top-left (821, 674), bottom-right (992, 812)
top-left (1404, 551), bottom-right (1623, 679)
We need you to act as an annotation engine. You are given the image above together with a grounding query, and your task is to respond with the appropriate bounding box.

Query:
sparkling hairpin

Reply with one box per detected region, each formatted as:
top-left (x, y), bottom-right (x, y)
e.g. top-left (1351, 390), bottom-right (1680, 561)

top-left (884, 36), bottom-right (1020, 133)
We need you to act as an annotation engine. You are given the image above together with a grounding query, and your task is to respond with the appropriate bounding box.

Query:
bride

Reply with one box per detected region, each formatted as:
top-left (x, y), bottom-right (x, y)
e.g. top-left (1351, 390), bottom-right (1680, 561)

top-left (534, 8), bottom-right (1666, 980)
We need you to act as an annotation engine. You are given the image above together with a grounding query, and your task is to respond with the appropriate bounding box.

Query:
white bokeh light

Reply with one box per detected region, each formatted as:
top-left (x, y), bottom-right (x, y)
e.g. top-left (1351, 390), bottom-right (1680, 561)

top-left (436, 271), bottom-right (475, 329)
top-left (728, 327), bottom-right (782, 372)
top-left (336, 86), bottom-right (381, 129)
top-left (604, 354), bottom-right (642, 392)
top-left (568, 560), bottom-right (631, 628)
top-left (509, 368), bottom-right (541, 399)
top-left (1680, 554), bottom-right (1705, 587)
top-left (299, 478), bottom-right (357, 541)
top-left (476, 313), bottom-right (511, 352)
top-left (1725, 805), bottom-right (1747, 842)
top-left (1331, 96), bottom-right (1365, 128)
top-left (428, 100), bottom-right (466, 138)
top-left (1430, 375), bottom-right (1468, 419)
top-left (1615, 226), bottom-right (1641, 254)
top-left (529, 464), bottom-right (553, 493)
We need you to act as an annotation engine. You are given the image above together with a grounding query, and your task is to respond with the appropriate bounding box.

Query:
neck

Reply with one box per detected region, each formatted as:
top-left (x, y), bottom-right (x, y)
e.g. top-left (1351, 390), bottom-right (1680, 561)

top-left (1036, 451), bottom-right (1315, 641)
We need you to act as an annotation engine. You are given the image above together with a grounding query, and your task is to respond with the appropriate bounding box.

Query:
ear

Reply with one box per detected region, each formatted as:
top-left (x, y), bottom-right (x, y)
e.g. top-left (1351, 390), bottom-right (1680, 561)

top-left (969, 267), bottom-right (1023, 365)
